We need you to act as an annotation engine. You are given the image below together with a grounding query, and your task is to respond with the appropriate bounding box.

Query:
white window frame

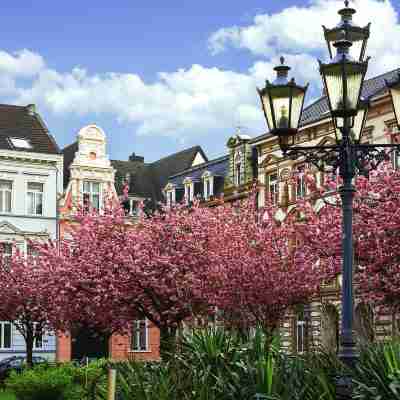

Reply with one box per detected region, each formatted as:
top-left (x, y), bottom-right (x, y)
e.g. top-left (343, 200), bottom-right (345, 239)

top-left (166, 189), bottom-right (176, 207)
top-left (83, 181), bottom-right (101, 211)
top-left (27, 182), bottom-right (44, 216)
top-left (131, 320), bottom-right (148, 352)
top-left (267, 172), bottom-right (279, 205)
top-left (33, 323), bottom-right (43, 350)
top-left (234, 151), bottom-right (242, 187)
top-left (203, 173), bottom-right (214, 200)
top-left (1, 242), bottom-right (13, 268)
top-left (296, 319), bottom-right (306, 354)
top-left (0, 180), bottom-right (12, 213)
top-left (183, 179), bottom-right (194, 204)
top-left (0, 321), bottom-right (12, 350)
top-left (295, 167), bottom-right (307, 200)
top-left (9, 137), bottom-right (32, 149)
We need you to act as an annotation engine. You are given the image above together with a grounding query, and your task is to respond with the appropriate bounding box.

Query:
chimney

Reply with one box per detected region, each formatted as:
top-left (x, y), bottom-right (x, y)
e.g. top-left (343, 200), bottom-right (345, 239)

top-left (26, 104), bottom-right (36, 116)
top-left (129, 152), bottom-right (144, 163)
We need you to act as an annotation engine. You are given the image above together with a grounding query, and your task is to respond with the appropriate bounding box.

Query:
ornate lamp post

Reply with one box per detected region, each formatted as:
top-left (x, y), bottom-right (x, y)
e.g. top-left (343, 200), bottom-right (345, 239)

top-left (258, 2), bottom-right (400, 399)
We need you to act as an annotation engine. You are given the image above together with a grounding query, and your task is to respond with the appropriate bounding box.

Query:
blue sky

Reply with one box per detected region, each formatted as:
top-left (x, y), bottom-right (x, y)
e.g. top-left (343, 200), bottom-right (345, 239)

top-left (0, 0), bottom-right (399, 162)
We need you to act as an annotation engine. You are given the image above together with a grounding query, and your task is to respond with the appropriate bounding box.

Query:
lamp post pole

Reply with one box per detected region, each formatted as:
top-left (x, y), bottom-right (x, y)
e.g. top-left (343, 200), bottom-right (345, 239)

top-left (257, 2), bottom-right (400, 398)
top-left (336, 120), bottom-right (357, 399)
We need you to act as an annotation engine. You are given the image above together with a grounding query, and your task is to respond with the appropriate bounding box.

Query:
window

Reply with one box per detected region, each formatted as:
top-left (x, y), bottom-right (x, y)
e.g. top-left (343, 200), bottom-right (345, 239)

top-left (1, 243), bottom-right (12, 268)
top-left (34, 324), bottom-right (43, 349)
top-left (27, 182), bottom-right (43, 215)
top-left (392, 149), bottom-right (400, 170)
top-left (295, 167), bottom-right (307, 200)
top-left (131, 320), bottom-right (148, 351)
top-left (27, 243), bottom-right (38, 257)
top-left (267, 172), bottom-right (279, 205)
top-left (0, 181), bottom-right (12, 213)
top-left (0, 322), bottom-right (12, 349)
top-left (184, 182), bottom-right (194, 204)
top-left (296, 318), bottom-right (306, 354)
top-left (235, 164), bottom-right (241, 186)
top-left (167, 191), bottom-right (173, 206)
top-left (83, 181), bottom-right (100, 210)
top-left (234, 151), bottom-right (242, 187)
top-left (203, 177), bottom-right (213, 200)
top-left (9, 137), bottom-right (32, 149)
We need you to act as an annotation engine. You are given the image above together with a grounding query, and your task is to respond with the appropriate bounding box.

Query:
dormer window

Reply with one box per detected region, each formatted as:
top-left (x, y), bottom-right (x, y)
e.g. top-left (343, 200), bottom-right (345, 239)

top-left (183, 178), bottom-right (194, 204)
top-left (164, 184), bottom-right (176, 207)
top-left (202, 172), bottom-right (214, 200)
top-left (9, 137), bottom-right (32, 149)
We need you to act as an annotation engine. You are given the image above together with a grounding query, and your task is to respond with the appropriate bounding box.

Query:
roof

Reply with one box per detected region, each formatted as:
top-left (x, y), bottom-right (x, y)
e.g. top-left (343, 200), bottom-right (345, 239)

top-left (61, 142), bottom-right (78, 188)
top-left (0, 104), bottom-right (60, 155)
top-left (251, 67), bottom-right (400, 144)
top-left (62, 139), bottom-right (208, 202)
top-left (111, 160), bottom-right (156, 199)
top-left (148, 145), bottom-right (208, 200)
top-left (168, 155), bottom-right (229, 188)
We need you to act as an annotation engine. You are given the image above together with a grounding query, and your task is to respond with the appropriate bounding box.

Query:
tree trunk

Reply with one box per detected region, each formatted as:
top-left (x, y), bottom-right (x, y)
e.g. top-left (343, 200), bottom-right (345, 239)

top-left (26, 327), bottom-right (34, 368)
top-left (159, 326), bottom-right (177, 361)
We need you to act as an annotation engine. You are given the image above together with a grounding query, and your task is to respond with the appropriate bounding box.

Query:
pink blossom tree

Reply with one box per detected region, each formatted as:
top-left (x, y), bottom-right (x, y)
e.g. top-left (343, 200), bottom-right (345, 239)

top-left (38, 207), bottom-right (135, 342)
top-left (206, 194), bottom-right (336, 346)
top-left (0, 246), bottom-right (57, 367)
top-left (297, 163), bottom-right (400, 314)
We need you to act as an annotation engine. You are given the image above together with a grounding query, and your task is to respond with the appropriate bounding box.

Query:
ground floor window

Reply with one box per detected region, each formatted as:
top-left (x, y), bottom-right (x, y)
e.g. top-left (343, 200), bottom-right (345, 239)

top-left (131, 320), bottom-right (148, 351)
top-left (294, 305), bottom-right (309, 354)
top-left (34, 324), bottom-right (43, 349)
top-left (296, 319), bottom-right (307, 354)
top-left (0, 322), bottom-right (12, 349)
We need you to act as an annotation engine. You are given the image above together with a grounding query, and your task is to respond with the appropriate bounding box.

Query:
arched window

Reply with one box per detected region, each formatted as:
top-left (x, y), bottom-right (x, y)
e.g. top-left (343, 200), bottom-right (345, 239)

top-left (234, 151), bottom-right (242, 187)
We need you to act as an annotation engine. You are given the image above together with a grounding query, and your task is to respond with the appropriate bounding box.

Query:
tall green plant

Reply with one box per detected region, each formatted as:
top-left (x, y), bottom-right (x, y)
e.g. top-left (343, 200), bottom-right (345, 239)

top-left (353, 341), bottom-right (400, 399)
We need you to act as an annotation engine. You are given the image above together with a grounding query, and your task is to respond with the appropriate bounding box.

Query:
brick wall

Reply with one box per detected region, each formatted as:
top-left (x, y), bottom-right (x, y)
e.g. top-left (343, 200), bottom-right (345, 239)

top-left (56, 325), bottom-right (160, 362)
top-left (110, 324), bottom-right (160, 361)
top-left (57, 333), bottom-right (72, 362)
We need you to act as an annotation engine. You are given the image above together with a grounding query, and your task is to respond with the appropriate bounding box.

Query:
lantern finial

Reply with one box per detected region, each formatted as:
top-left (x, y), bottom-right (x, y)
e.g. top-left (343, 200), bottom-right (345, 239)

top-left (280, 56), bottom-right (285, 65)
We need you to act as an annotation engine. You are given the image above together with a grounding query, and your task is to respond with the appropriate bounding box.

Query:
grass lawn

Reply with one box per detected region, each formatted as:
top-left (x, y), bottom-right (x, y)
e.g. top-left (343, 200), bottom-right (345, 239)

top-left (0, 391), bottom-right (15, 400)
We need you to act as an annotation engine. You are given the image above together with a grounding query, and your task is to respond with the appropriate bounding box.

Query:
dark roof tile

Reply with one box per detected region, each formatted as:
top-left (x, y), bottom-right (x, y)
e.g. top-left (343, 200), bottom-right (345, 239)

top-left (0, 104), bottom-right (60, 155)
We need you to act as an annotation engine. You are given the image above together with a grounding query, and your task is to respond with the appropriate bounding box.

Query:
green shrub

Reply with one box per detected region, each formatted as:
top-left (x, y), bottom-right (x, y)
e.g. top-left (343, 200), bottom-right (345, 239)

top-left (5, 365), bottom-right (73, 400)
top-left (4, 360), bottom-right (109, 400)
top-left (353, 340), bottom-right (400, 399)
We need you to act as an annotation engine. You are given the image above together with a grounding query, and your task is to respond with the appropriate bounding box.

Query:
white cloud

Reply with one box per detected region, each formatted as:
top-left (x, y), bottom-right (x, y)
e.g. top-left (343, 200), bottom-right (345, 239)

top-left (0, 0), bottom-right (397, 143)
top-left (6, 56), bottom-right (266, 138)
top-left (209, 0), bottom-right (400, 77)
top-left (0, 49), bottom-right (45, 78)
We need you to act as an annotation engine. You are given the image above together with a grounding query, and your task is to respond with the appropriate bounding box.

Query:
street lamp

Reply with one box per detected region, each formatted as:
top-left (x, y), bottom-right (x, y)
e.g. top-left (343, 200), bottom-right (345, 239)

top-left (323, 0), bottom-right (370, 62)
top-left (258, 2), bottom-right (400, 399)
top-left (257, 57), bottom-right (308, 149)
top-left (319, 39), bottom-right (369, 120)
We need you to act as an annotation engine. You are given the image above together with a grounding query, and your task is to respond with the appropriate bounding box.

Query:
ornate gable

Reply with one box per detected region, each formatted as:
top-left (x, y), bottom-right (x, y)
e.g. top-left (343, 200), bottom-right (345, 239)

top-left (0, 221), bottom-right (23, 235)
top-left (72, 125), bottom-right (110, 169)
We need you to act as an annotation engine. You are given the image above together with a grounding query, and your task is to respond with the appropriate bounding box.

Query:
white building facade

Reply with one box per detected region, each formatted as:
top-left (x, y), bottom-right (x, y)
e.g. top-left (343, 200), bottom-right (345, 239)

top-left (0, 104), bottom-right (63, 361)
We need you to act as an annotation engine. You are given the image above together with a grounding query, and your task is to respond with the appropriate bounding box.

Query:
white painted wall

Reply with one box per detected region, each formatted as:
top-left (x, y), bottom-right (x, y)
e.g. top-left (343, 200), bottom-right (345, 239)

top-left (0, 150), bottom-right (63, 362)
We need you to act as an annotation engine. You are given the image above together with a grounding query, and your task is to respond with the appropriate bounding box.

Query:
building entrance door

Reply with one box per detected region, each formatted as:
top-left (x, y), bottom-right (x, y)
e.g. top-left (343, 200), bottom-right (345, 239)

top-left (71, 327), bottom-right (109, 361)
